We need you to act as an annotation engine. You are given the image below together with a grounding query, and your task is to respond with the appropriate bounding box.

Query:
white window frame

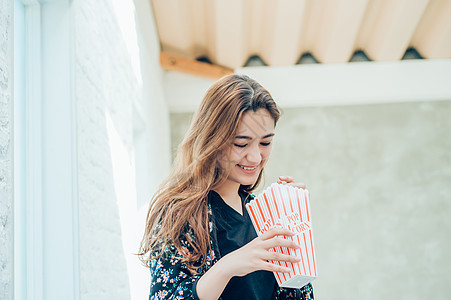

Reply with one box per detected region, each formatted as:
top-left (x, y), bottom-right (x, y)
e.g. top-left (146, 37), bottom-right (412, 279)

top-left (14, 0), bottom-right (79, 299)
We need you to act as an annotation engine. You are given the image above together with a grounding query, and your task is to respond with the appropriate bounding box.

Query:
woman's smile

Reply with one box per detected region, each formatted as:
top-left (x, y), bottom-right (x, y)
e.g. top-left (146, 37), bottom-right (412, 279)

top-left (237, 164), bottom-right (259, 174)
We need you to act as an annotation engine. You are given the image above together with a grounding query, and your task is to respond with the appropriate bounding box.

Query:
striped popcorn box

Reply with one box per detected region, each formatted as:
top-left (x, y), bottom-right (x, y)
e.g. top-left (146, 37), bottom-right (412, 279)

top-left (245, 183), bottom-right (317, 288)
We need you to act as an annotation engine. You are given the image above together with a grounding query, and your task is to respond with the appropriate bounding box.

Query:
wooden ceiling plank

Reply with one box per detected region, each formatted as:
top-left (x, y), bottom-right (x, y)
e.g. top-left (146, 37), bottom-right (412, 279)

top-left (187, 0), bottom-right (209, 59)
top-left (261, 0), bottom-right (308, 66)
top-left (246, 0), bottom-right (266, 57)
top-left (257, 0), bottom-right (279, 65)
top-left (357, 0), bottom-right (431, 61)
top-left (314, 0), bottom-right (370, 63)
top-left (212, 0), bottom-right (247, 68)
top-left (301, 0), bottom-right (325, 53)
top-left (151, 0), bottom-right (451, 74)
top-left (160, 51), bottom-right (233, 79)
top-left (203, 0), bottom-right (217, 62)
top-left (151, 0), bottom-right (193, 57)
top-left (355, 0), bottom-right (384, 50)
top-left (411, 0), bottom-right (451, 58)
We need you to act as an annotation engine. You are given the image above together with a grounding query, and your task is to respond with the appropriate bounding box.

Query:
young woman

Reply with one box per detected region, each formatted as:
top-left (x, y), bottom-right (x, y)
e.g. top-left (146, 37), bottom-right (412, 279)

top-left (139, 74), bottom-right (314, 299)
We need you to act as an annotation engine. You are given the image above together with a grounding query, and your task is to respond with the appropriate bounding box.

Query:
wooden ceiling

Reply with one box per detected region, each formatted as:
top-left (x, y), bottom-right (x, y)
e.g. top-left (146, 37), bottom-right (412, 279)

top-left (151, 0), bottom-right (451, 75)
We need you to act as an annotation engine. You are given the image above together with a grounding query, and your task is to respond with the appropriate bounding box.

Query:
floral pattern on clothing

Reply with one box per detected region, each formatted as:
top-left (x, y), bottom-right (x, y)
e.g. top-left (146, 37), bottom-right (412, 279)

top-left (275, 283), bottom-right (314, 300)
top-left (149, 199), bottom-right (314, 299)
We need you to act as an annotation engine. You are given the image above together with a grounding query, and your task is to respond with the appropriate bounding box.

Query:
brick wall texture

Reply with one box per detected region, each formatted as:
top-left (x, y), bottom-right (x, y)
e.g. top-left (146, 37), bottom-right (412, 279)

top-left (75, 0), bottom-right (140, 298)
top-left (0, 0), bottom-right (13, 299)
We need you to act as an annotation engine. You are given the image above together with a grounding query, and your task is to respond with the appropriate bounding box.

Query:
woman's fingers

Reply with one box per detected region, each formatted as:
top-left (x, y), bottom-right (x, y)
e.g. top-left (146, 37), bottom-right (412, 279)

top-left (263, 250), bottom-right (300, 263)
top-left (259, 227), bottom-right (295, 240)
top-left (258, 228), bottom-right (300, 250)
top-left (277, 175), bottom-right (293, 183)
top-left (225, 230), bottom-right (301, 276)
top-left (288, 182), bottom-right (306, 189)
top-left (262, 261), bottom-right (293, 273)
top-left (261, 236), bottom-right (300, 251)
top-left (277, 176), bottom-right (306, 189)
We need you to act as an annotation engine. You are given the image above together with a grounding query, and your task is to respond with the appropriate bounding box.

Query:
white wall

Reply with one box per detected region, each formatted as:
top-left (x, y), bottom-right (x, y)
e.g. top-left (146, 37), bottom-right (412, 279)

top-left (74, 0), bottom-right (169, 299)
top-left (0, 0), bottom-right (13, 298)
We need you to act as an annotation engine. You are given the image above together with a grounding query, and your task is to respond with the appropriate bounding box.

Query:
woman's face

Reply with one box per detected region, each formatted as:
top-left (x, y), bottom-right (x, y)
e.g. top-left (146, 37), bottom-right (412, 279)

top-left (218, 109), bottom-right (275, 187)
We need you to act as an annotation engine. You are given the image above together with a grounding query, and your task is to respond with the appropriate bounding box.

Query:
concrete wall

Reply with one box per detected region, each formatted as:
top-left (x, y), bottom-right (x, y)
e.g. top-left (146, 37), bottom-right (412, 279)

top-left (170, 100), bottom-right (451, 299)
top-left (0, 0), bottom-right (13, 298)
top-left (74, 0), bottom-right (169, 298)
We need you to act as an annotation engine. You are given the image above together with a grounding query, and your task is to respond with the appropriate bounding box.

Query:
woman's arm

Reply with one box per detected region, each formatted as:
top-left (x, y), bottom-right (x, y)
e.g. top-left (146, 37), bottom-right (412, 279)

top-left (196, 227), bottom-right (301, 300)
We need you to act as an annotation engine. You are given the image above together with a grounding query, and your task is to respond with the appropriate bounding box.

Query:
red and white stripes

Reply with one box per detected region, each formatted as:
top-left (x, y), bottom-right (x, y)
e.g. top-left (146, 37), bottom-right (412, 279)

top-left (245, 183), bottom-right (317, 288)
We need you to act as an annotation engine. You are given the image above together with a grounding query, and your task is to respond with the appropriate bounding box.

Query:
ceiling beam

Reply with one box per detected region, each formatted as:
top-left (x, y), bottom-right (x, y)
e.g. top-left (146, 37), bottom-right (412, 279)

top-left (238, 60), bottom-right (451, 108)
top-left (160, 52), bottom-right (233, 80)
top-left (164, 60), bottom-right (451, 113)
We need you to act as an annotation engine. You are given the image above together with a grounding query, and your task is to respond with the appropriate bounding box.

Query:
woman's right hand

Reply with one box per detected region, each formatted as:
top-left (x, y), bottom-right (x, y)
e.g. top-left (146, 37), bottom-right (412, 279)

top-left (196, 227), bottom-right (300, 300)
top-left (217, 227), bottom-right (301, 278)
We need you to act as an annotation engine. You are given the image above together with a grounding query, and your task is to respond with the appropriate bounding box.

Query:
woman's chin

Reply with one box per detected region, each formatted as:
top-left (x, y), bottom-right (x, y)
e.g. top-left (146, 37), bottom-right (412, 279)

top-left (239, 175), bottom-right (260, 187)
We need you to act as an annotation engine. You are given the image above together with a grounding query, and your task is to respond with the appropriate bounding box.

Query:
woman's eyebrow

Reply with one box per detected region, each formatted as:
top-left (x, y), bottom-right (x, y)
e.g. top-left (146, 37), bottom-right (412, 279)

top-left (234, 133), bottom-right (275, 140)
top-left (262, 133), bottom-right (275, 139)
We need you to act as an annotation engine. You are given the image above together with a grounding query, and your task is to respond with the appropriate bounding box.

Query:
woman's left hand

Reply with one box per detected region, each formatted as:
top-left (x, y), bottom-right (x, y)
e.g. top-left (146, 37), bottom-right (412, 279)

top-left (277, 175), bottom-right (306, 189)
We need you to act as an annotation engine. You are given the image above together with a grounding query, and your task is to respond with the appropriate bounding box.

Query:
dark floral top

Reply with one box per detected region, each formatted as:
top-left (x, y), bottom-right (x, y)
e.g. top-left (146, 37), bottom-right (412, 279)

top-left (148, 194), bottom-right (314, 300)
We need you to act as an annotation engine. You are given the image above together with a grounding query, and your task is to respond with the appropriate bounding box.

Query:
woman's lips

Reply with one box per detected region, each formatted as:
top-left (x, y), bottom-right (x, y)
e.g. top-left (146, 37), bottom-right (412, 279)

top-left (237, 164), bottom-right (259, 174)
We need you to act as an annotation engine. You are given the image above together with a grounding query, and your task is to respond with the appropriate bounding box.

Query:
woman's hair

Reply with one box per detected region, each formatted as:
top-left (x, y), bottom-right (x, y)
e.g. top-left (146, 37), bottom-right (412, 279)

top-left (138, 74), bottom-right (280, 272)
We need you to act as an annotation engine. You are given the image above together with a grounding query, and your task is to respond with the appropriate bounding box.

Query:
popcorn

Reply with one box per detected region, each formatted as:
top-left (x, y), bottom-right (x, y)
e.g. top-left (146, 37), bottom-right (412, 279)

top-left (245, 183), bottom-right (317, 288)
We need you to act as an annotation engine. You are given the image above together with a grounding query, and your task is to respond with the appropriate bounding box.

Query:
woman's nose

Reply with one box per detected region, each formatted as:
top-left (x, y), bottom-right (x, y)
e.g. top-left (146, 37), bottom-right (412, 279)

top-left (245, 143), bottom-right (262, 165)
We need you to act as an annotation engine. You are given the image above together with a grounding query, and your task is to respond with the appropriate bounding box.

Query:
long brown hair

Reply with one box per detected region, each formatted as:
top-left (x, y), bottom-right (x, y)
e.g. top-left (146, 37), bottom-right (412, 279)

top-left (139, 74), bottom-right (280, 272)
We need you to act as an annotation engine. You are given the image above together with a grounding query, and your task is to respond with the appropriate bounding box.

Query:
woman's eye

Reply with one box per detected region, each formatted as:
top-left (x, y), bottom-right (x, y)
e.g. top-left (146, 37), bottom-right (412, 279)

top-left (234, 144), bottom-right (247, 148)
top-left (260, 142), bottom-right (271, 146)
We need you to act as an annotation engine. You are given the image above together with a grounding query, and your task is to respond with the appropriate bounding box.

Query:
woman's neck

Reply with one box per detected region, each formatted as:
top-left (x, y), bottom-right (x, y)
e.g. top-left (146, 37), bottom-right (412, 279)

top-left (213, 181), bottom-right (243, 215)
